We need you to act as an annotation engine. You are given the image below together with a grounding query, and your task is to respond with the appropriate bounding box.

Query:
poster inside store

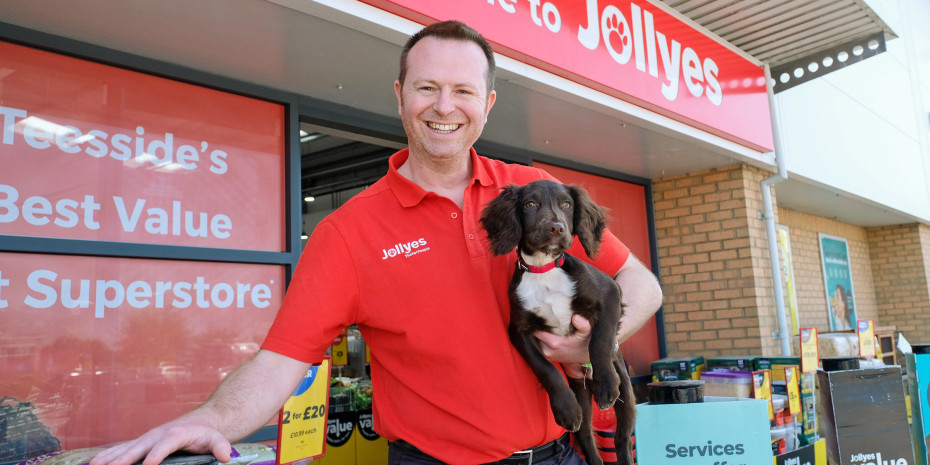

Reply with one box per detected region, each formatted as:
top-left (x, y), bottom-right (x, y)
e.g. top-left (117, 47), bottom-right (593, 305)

top-left (818, 234), bottom-right (857, 331)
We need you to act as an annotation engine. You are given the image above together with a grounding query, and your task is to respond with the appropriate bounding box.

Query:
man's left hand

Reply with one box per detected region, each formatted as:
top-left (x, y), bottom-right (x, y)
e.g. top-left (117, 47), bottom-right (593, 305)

top-left (534, 314), bottom-right (593, 379)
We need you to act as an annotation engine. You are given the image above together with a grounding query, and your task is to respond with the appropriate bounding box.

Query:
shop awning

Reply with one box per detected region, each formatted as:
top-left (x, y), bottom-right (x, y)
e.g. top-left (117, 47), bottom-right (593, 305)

top-left (660, 0), bottom-right (896, 67)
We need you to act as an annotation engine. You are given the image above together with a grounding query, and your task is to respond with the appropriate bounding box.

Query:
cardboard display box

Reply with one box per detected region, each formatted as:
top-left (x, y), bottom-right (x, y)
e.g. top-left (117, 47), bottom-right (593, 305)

top-left (817, 366), bottom-right (915, 465)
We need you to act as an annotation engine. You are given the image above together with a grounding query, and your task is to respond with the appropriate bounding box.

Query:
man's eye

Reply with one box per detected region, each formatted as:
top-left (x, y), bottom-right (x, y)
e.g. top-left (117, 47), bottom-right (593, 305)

top-left (561, 201), bottom-right (572, 209)
top-left (524, 201), bottom-right (537, 209)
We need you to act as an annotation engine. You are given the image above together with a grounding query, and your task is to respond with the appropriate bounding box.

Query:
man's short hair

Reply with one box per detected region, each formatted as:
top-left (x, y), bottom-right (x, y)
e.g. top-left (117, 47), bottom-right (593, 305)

top-left (398, 20), bottom-right (496, 95)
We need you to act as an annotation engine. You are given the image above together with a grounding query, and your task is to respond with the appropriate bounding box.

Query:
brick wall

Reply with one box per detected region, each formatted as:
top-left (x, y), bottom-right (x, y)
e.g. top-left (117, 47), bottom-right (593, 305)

top-left (866, 223), bottom-right (930, 343)
top-left (777, 209), bottom-right (878, 337)
top-left (654, 164), bottom-right (780, 357)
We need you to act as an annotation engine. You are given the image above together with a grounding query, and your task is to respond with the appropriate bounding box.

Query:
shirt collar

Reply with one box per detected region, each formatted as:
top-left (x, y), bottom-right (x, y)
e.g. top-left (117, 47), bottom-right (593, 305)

top-left (387, 147), bottom-right (493, 207)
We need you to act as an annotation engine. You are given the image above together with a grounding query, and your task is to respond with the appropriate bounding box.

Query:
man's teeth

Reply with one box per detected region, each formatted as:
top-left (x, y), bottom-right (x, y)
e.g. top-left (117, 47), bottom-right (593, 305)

top-left (428, 122), bottom-right (460, 133)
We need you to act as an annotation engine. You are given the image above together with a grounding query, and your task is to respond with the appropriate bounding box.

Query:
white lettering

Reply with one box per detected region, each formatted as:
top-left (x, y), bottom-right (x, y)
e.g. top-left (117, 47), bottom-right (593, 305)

top-left (0, 106), bottom-right (28, 144)
top-left (0, 270), bottom-right (10, 309)
top-left (21, 270), bottom-right (274, 317)
top-left (656, 31), bottom-right (682, 101)
top-left (704, 58), bottom-right (722, 105)
top-left (575, 2), bottom-right (726, 105)
top-left (0, 185), bottom-right (100, 229)
top-left (577, 0), bottom-right (600, 50)
top-left (682, 47), bottom-right (704, 97)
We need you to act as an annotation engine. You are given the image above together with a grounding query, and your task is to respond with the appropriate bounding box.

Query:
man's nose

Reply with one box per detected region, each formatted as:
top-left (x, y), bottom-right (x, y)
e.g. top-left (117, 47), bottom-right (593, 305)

top-left (433, 89), bottom-right (455, 115)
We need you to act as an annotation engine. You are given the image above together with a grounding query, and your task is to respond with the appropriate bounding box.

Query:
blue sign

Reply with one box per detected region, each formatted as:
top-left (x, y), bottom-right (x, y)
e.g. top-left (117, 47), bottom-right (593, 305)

top-left (635, 398), bottom-right (771, 465)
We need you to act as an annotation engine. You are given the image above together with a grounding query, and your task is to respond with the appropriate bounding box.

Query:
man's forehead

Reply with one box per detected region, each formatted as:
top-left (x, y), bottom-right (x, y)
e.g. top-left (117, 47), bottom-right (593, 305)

top-left (406, 37), bottom-right (489, 78)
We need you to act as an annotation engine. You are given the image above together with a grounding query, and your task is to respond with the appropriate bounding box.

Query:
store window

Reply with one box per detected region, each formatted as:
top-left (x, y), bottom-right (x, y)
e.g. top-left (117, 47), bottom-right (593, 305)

top-left (0, 39), bottom-right (288, 461)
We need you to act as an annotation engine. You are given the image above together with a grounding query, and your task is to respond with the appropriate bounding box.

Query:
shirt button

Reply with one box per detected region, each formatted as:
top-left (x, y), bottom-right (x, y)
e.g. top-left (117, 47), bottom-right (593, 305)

top-left (451, 212), bottom-right (458, 219)
top-left (468, 234), bottom-right (475, 240)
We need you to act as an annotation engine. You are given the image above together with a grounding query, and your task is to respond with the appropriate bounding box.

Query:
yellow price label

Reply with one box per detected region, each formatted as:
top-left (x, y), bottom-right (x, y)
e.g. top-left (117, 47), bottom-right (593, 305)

top-left (799, 327), bottom-right (819, 373)
top-left (277, 359), bottom-right (331, 465)
top-left (332, 330), bottom-right (349, 366)
top-left (784, 366), bottom-right (801, 416)
top-left (752, 370), bottom-right (773, 421)
top-left (858, 319), bottom-right (876, 358)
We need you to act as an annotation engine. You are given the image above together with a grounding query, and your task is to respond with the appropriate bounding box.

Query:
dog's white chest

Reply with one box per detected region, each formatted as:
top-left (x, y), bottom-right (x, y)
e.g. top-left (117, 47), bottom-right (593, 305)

top-left (516, 269), bottom-right (576, 336)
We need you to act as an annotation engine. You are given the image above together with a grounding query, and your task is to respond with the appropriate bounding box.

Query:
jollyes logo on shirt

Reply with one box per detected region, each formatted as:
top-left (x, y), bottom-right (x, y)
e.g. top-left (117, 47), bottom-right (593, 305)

top-left (381, 237), bottom-right (429, 260)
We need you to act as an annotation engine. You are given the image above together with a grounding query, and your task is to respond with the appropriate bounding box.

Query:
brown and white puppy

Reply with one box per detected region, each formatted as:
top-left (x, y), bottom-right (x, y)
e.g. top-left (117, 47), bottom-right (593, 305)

top-left (480, 179), bottom-right (635, 465)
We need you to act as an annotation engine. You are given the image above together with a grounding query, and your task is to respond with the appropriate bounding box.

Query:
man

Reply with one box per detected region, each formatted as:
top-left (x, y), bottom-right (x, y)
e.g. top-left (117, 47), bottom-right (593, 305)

top-left (91, 20), bottom-right (662, 465)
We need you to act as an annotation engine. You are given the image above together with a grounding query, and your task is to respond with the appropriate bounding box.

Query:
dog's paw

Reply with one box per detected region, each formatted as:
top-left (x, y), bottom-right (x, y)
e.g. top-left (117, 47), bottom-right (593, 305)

top-left (550, 393), bottom-right (583, 432)
top-left (592, 376), bottom-right (621, 410)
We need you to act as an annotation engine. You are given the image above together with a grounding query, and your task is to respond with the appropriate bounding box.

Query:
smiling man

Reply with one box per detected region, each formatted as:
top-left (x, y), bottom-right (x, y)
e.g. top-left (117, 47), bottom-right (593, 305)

top-left (90, 21), bottom-right (662, 465)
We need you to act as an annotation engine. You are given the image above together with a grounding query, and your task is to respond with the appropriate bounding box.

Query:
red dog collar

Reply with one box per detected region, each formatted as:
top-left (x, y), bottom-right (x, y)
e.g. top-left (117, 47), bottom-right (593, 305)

top-left (517, 253), bottom-right (565, 273)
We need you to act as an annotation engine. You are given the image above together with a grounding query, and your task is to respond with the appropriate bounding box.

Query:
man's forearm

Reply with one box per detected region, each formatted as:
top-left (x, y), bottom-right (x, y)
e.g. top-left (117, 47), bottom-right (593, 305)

top-left (190, 349), bottom-right (311, 442)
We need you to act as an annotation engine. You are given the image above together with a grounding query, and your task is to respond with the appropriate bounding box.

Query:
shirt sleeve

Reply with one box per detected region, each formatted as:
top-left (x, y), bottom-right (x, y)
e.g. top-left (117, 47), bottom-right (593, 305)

top-left (261, 219), bottom-right (360, 363)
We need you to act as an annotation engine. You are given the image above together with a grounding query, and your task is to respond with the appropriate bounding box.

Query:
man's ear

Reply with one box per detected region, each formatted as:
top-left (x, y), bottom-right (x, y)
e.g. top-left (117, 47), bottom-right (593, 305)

top-left (484, 89), bottom-right (497, 122)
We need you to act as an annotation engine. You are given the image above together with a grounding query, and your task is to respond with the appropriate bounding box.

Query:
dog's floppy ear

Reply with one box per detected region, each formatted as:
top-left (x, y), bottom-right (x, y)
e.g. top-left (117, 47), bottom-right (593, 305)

top-left (480, 184), bottom-right (523, 256)
top-left (570, 184), bottom-right (607, 258)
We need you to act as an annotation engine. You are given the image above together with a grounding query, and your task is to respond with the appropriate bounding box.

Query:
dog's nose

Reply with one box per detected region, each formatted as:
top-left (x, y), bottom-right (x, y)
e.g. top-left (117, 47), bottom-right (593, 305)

top-left (548, 222), bottom-right (565, 237)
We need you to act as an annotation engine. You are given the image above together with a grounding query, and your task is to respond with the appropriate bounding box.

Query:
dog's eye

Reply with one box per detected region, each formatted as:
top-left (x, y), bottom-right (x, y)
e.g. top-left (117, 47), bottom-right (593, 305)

top-left (561, 200), bottom-right (572, 209)
top-left (524, 201), bottom-right (537, 209)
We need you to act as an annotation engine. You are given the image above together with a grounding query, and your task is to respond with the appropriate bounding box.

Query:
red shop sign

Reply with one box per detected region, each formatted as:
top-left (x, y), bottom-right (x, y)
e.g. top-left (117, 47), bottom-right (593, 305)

top-left (0, 41), bottom-right (286, 250)
top-left (362, 0), bottom-right (774, 152)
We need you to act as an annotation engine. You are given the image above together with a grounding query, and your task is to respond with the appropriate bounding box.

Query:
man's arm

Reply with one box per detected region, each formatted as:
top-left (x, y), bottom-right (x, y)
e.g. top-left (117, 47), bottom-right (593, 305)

top-left (90, 350), bottom-right (311, 465)
top-left (534, 254), bottom-right (662, 376)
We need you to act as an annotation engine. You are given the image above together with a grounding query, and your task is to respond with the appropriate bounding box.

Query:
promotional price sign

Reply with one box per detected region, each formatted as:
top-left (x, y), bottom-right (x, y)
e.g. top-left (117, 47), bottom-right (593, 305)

top-left (277, 359), bottom-right (332, 465)
top-left (799, 327), bottom-right (819, 374)
top-left (752, 370), bottom-right (773, 422)
top-left (858, 319), bottom-right (876, 359)
top-left (785, 366), bottom-right (801, 416)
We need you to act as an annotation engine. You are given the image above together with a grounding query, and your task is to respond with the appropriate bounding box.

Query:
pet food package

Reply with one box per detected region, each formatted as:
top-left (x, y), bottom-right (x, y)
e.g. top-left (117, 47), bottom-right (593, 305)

top-left (706, 355), bottom-right (761, 372)
top-left (634, 397), bottom-right (772, 464)
top-left (816, 366), bottom-right (915, 465)
top-left (650, 356), bottom-right (705, 382)
top-left (701, 370), bottom-right (753, 398)
top-left (757, 356), bottom-right (818, 446)
top-left (758, 356), bottom-right (801, 393)
top-left (906, 352), bottom-right (930, 465)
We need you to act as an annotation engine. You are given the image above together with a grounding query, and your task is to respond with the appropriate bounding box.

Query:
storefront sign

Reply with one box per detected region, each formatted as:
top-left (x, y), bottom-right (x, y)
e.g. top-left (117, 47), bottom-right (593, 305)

top-left (0, 40), bottom-right (286, 251)
top-left (278, 360), bottom-right (331, 464)
top-left (819, 234), bottom-right (857, 332)
top-left (362, 0), bottom-right (773, 151)
top-left (0, 252), bottom-right (284, 449)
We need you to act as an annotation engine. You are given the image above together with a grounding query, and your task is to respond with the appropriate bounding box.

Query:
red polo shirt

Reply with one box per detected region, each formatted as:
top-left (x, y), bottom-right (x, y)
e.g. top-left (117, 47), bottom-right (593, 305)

top-left (262, 148), bottom-right (630, 464)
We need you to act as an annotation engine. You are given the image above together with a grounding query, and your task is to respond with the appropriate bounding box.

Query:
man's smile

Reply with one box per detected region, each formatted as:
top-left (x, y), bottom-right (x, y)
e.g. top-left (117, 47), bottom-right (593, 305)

top-left (427, 122), bottom-right (461, 134)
